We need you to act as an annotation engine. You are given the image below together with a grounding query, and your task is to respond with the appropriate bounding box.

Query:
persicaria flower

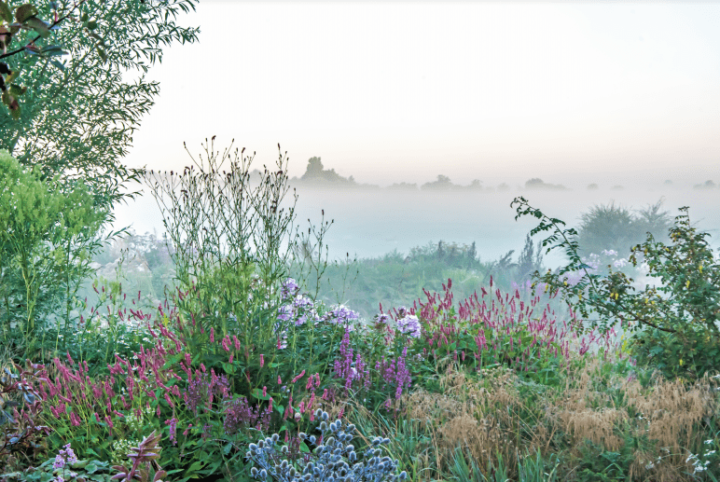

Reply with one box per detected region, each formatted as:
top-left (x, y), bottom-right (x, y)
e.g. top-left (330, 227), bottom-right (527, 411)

top-left (291, 370), bottom-right (306, 384)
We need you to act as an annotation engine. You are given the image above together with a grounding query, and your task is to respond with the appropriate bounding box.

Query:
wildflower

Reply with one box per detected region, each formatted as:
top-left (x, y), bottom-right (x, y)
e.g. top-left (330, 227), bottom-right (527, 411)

top-left (277, 305), bottom-right (293, 322)
top-left (281, 278), bottom-right (300, 299)
top-left (166, 417), bottom-right (178, 445)
top-left (327, 305), bottom-right (360, 326)
top-left (396, 314), bottom-right (421, 338)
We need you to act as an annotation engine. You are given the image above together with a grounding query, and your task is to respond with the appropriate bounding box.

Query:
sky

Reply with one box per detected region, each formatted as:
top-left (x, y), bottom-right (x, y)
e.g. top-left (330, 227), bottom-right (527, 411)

top-left (126, 0), bottom-right (720, 189)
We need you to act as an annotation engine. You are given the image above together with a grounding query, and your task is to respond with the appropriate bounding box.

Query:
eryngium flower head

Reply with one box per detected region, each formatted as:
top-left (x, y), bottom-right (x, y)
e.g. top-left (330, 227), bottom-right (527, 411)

top-left (247, 411), bottom-right (407, 482)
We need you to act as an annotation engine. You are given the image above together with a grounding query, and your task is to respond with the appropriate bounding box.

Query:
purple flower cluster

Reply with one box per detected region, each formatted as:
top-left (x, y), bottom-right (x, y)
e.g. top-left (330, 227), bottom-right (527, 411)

top-left (223, 397), bottom-right (272, 435)
top-left (333, 328), bottom-right (370, 393)
top-left (53, 443), bottom-right (78, 469)
top-left (165, 417), bottom-right (178, 445)
top-left (326, 304), bottom-right (360, 326)
top-left (396, 314), bottom-right (421, 338)
top-left (277, 278), bottom-right (319, 326)
top-left (375, 313), bottom-right (390, 324)
top-left (376, 347), bottom-right (412, 400)
top-left (281, 278), bottom-right (300, 300)
top-left (184, 371), bottom-right (229, 415)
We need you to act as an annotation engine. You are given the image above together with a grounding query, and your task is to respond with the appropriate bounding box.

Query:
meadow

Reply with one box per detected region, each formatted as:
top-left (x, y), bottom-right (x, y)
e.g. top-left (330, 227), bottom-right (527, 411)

top-left (2, 143), bottom-right (720, 482)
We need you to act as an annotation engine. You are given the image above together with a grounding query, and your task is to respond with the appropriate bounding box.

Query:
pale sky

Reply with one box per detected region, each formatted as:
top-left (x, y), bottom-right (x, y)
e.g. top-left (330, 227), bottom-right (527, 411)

top-left (126, 1), bottom-right (720, 189)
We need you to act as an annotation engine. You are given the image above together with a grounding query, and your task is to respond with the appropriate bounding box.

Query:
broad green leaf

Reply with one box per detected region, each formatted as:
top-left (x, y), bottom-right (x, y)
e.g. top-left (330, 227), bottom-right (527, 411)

top-left (14, 3), bottom-right (37, 23)
top-left (0, 1), bottom-right (12, 23)
top-left (25, 17), bottom-right (50, 37)
top-left (8, 84), bottom-right (26, 96)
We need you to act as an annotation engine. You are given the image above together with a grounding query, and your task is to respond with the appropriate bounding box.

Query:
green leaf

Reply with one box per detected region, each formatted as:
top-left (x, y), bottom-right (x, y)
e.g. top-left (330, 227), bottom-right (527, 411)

top-left (41, 45), bottom-right (67, 57)
top-left (187, 461), bottom-right (205, 472)
top-left (85, 462), bottom-right (99, 474)
top-left (8, 84), bottom-right (26, 96)
top-left (96, 46), bottom-right (107, 63)
top-left (25, 17), bottom-right (50, 37)
top-left (2, 90), bottom-right (20, 119)
top-left (0, 1), bottom-right (12, 23)
top-left (50, 59), bottom-right (65, 70)
top-left (14, 3), bottom-right (37, 23)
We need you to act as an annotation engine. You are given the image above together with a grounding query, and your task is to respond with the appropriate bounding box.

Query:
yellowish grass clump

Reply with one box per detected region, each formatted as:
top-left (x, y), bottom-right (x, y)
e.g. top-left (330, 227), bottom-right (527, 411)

top-left (380, 360), bottom-right (720, 481)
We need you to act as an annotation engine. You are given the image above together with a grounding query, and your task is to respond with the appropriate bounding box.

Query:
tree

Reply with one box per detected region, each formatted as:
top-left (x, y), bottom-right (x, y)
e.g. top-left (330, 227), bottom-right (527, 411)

top-left (513, 196), bottom-right (720, 379)
top-left (303, 157), bottom-right (324, 178)
top-left (1, 0), bottom-right (92, 118)
top-left (576, 200), bottom-right (670, 257)
top-left (0, 0), bottom-right (199, 211)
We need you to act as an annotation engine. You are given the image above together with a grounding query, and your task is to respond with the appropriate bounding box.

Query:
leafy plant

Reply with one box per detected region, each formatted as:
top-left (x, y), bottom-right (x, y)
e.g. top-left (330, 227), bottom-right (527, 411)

top-left (145, 139), bottom-right (302, 353)
top-left (0, 0), bottom-right (91, 118)
top-left (0, 360), bottom-right (48, 472)
top-left (0, 150), bottom-right (106, 351)
top-left (1, 0), bottom-right (199, 215)
top-left (512, 197), bottom-right (720, 379)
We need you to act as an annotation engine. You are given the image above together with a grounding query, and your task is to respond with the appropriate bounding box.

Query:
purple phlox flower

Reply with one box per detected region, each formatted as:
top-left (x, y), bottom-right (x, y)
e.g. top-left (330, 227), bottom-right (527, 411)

top-left (376, 313), bottom-right (390, 324)
top-left (327, 304), bottom-right (360, 326)
top-left (281, 278), bottom-right (300, 299)
top-left (292, 295), bottom-right (314, 310)
top-left (397, 314), bottom-right (421, 338)
top-left (53, 454), bottom-right (65, 470)
top-left (277, 304), bottom-right (293, 322)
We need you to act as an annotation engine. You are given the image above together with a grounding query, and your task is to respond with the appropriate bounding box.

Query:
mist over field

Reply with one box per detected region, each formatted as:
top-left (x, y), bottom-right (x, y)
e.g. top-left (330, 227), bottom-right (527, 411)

top-left (114, 180), bottom-right (720, 267)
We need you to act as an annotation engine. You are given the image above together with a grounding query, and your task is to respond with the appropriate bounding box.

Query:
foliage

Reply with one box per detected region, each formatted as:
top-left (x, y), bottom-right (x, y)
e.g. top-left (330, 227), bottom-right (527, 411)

top-left (0, 360), bottom-right (48, 472)
top-left (0, 150), bottom-right (106, 351)
top-left (512, 196), bottom-right (720, 380)
top-left (1, 452), bottom-right (113, 482)
top-left (0, 0), bottom-right (90, 118)
top-left (1, 0), bottom-right (199, 212)
top-left (295, 237), bottom-right (546, 318)
top-left (145, 139), bottom-right (306, 355)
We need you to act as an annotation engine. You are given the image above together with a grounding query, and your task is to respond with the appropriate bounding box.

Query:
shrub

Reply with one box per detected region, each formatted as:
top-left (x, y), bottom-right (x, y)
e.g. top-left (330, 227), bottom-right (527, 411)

top-left (0, 150), bottom-right (106, 351)
top-left (512, 197), bottom-right (720, 380)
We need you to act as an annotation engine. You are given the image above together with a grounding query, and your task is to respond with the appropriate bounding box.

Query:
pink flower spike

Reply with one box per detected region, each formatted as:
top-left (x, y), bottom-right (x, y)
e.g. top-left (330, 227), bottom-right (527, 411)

top-left (291, 370), bottom-right (306, 384)
top-left (260, 354), bottom-right (264, 368)
top-left (210, 327), bottom-right (215, 343)
top-left (278, 376), bottom-right (282, 385)
top-left (262, 386), bottom-right (267, 397)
